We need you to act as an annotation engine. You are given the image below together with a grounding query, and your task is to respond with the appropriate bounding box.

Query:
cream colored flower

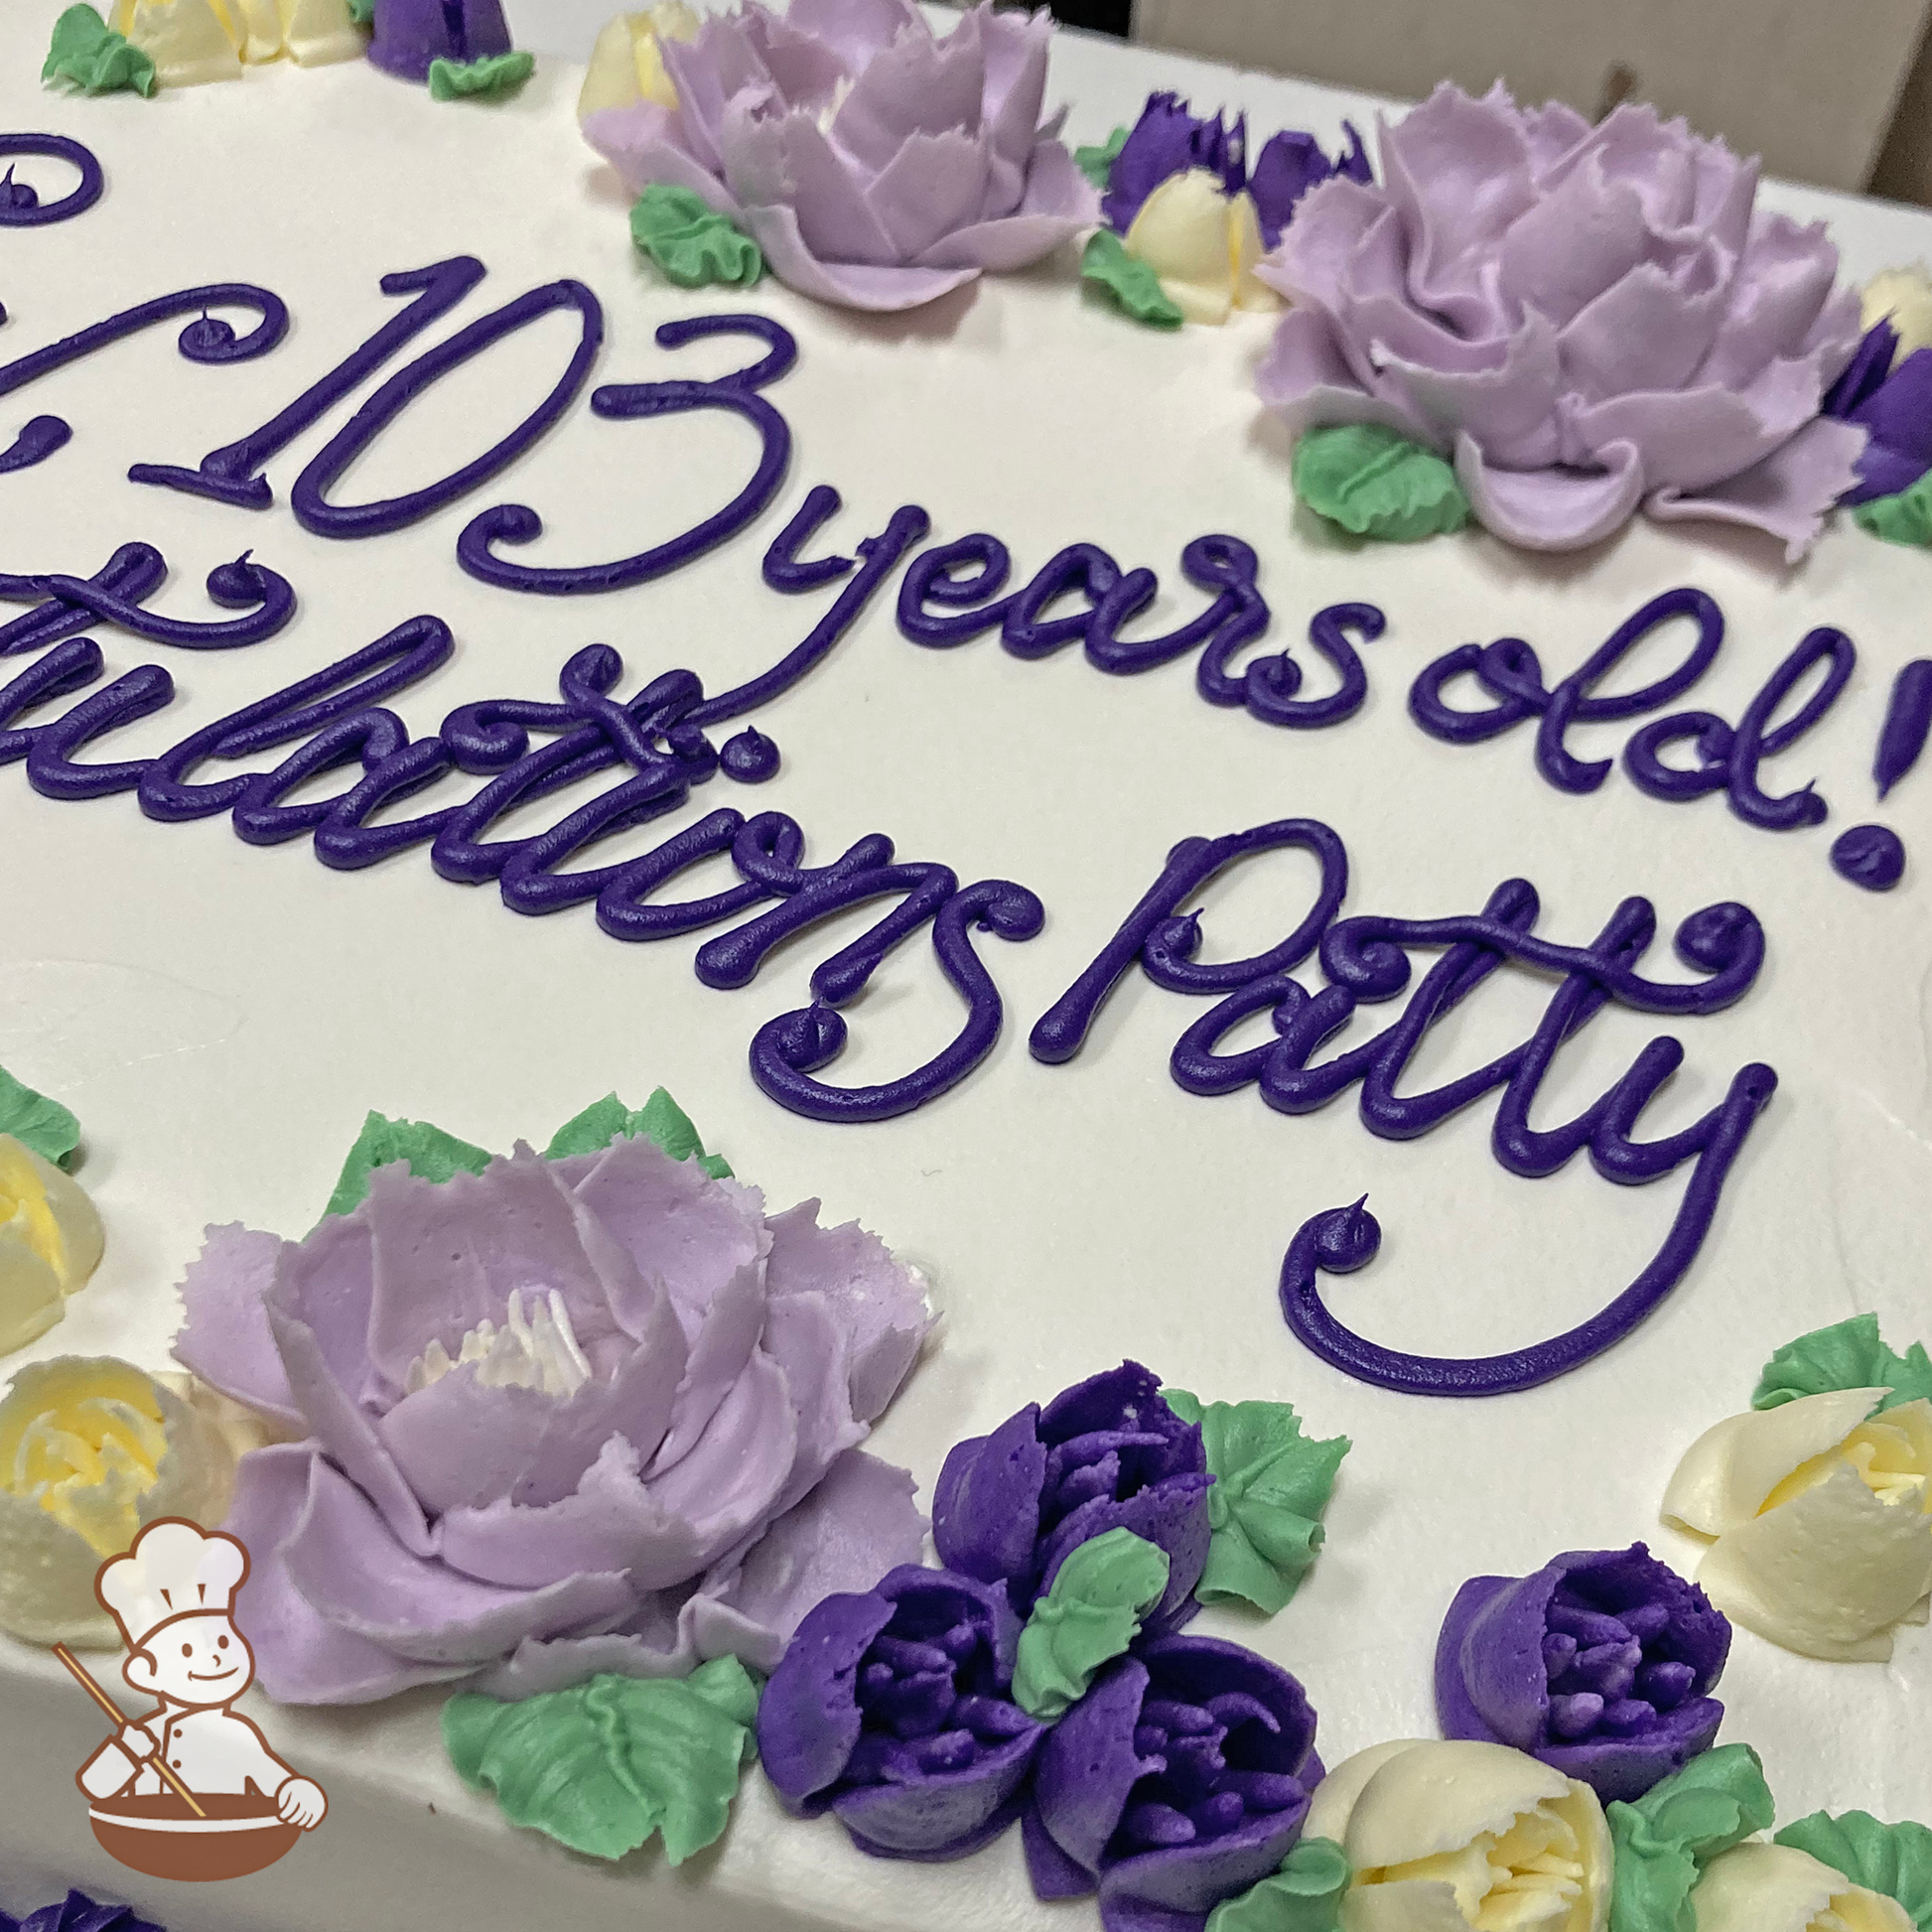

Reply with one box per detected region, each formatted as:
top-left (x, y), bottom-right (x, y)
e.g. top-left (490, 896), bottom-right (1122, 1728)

top-left (1863, 265), bottom-right (1932, 360)
top-left (0, 1357), bottom-right (273, 1646)
top-left (1122, 169), bottom-right (1282, 327)
top-left (1691, 1842), bottom-right (1914, 1932)
top-left (0, 1135), bottom-right (103, 1358)
top-left (1663, 1388), bottom-right (1932, 1661)
top-left (1305, 1738), bottom-right (1610, 1932)
top-left (110, 0), bottom-right (362, 83)
top-left (578, 3), bottom-right (701, 121)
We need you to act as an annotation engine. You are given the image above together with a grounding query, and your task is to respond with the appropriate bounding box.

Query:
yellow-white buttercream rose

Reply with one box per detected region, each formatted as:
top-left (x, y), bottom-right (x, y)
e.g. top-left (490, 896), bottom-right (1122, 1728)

top-left (1691, 1842), bottom-right (1914, 1932)
top-left (0, 1134), bottom-right (103, 1357)
top-left (578, 3), bottom-right (701, 121)
top-left (1662, 1388), bottom-right (1932, 1661)
top-left (0, 1357), bottom-right (265, 1646)
top-left (1122, 168), bottom-right (1282, 327)
top-left (110, 0), bottom-right (361, 80)
top-left (1863, 264), bottom-right (1932, 360)
top-left (1304, 1737), bottom-right (1610, 1932)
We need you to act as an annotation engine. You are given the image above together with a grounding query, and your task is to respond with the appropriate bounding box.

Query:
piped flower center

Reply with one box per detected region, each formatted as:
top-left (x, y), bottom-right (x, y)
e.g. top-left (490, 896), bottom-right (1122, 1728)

top-left (1541, 1584), bottom-right (1692, 1743)
top-left (0, 1366), bottom-right (169, 1556)
top-left (1366, 1803), bottom-right (1588, 1929)
top-left (1761, 1406), bottom-right (1932, 1516)
top-left (844, 1611), bottom-right (1033, 1785)
top-left (1115, 1690), bottom-right (1300, 1854)
top-left (405, 1288), bottom-right (593, 1399)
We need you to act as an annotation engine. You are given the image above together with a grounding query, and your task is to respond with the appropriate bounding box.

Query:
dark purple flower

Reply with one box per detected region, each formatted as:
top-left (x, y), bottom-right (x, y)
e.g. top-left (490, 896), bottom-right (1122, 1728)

top-left (1028, 1636), bottom-right (1321, 1932)
top-left (756, 1565), bottom-right (1044, 1861)
top-left (1436, 1542), bottom-right (1730, 1803)
top-left (1, 1898), bottom-right (162, 1932)
top-left (1824, 323), bottom-right (1932, 504)
top-left (931, 1361), bottom-right (1211, 1636)
top-left (1102, 91), bottom-right (1368, 248)
top-left (368, 0), bottom-right (513, 81)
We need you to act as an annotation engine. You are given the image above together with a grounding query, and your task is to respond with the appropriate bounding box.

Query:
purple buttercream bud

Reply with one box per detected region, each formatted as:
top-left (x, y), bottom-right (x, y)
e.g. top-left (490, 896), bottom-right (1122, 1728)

top-left (1436, 1542), bottom-right (1730, 1802)
top-left (1031, 1636), bottom-right (1321, 1932)
top-left (932, 1360), bottom-right (1211, 1635)
top-left (1823, 319), bottom-right (1899, 419)
top-left (367, 0), bottom-right (512, 80)
top-left (1256, 83), bottom-right (1868, 559)
top-left (757, 1566), bottom-right (1044, 1862)
top-left (1839, 345), bottom-right (1932, 504)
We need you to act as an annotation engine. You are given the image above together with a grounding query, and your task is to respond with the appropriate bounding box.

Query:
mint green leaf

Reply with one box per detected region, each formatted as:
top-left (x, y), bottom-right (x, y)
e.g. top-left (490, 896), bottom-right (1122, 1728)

top-left (1074, 125), bottom-right (1130, 192)
top-left (322, 1110), bottom-right (491, 1219)
top-left (43, 3), bottom-right (155, 95)
top-left (0, 1065), bottom-right (81, 1169)
top-left (1206, 1837), bottom-right (1350, 1932)
top-left (444, 1661), bottom-right (761, 1863)
top-left (1775, 1811), bottom-right (1932, 1929)
top-left (1855, 472), bottom-right (1932, 548)
top-left (1605, 1742), bottom-right (1775, 1932)
top-left (427, 51), bottom-right (535, 100)
top-left (345, 0), bottom-right (373, 20)
top-left (629, 184), bottom-right (764, 290)
top-left (1751, 1313), bottom-right (1932, 1416)
top-left (543, 1088), bottom-right (733, 1179)
top-left (1165, 1388), bottom-right (1349, 1615)
top-left (1293, 423), bottom-right (1469, 542)
top-left (1080, 229), bottom-right (1183, 330)
top-left (1014, 1528), bottom-right (1169, 1721)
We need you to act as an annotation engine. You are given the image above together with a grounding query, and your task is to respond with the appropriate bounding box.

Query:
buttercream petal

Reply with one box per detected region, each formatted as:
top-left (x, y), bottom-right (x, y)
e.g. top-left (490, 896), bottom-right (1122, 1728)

top-left (1035, 1655), bottom-right (1156, 1877)
top-left (581, 100), bottom-right (743, 213)
top-left (172, 1222), bottom-right (302, 1428)
top-left (725, 101), bottom-right (903, 267)
top-left (917, 138), bottom-right (1094, 271)
top-left (225, 1445), bottom-right (472, 1705)
top-left (783, 0), bottom-right (922, 69)
top-left (1497, 150), bottom-right (1652, 332)
top-left (763, 1200), bottom-right (928, 1423)
top-left (1558, 249), bottom-right (1731, 401)
top-left (1662, 1389), bottom-right (1889, 1534)
top-left (1693, 1842), bottom-right (1916, 1932)
top-left (281, 1453), bottom-right (631, 1666)
top-left (1694, 1459), bottom-right (1932, 1660)
top-left (829, 4), bottom-right (982, 176)
top-left (740, 6), bottom-right (850, 115)
top-left (1342, 1738), bottom-right (1580, 1868)
top-left (760, 1291), bottom-right (869, 1518)
top-left (866, 128), bottom-right (991, 261)
top-left (1380, 308), bottom-right (1565, 469)
top-left (476, 1613), bottom-right (703, 1700)
top-left (377, 1366), bottom-right (562, 1517)
top-left (1702, 213), bottom-right (1849, 388)
top-left (652, 1258), bottom-right (765, 1472)
top-left (1646, 412), bottom-right (1866, 560)
top-left (1303, 1739), bottom-right (1433, 1844)
top-left (741, 200), bottom-right (980, 308)
top-left (977, 4), bottom-right (1050, 211)
top-left (655, 17), bottom-right (741, 172)
top-left (1456, 434), bottom-right (1647, 550)
top-left (1255, 308), bottom-right (1437, 444)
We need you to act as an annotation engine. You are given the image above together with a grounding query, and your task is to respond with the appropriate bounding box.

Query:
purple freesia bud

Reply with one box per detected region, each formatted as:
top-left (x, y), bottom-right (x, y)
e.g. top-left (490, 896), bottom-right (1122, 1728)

top-left (931, 1361), bottom-right (1211, 1636)
top-left (581, 0), bottom-right (1098, 314)
top-left (1436, 1542), bottom-right (1730, 1802)
top-left (1103, 91), bottom-right (1368, 248)
top-left (757, 1565), bottom-right (1044, 1860)
top-left (368, 0), bottom-right (513, 80)
top-left (1823, 325), bottom-right (1932, 504)
top-left (1257, 82), bottom-right (1869, 559)
top-left (1029, 1636), bottom-right (1322, 1932)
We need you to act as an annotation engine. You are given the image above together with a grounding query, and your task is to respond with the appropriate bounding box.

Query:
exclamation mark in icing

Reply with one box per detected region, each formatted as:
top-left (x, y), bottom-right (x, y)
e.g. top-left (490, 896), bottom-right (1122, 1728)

top-left (1830, 659), bottom-right (1929, 892)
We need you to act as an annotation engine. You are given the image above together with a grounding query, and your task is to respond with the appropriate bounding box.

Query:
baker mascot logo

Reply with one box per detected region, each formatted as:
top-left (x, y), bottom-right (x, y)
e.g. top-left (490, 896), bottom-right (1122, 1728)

top-left (63, 1518), bottom-right (327, 1881)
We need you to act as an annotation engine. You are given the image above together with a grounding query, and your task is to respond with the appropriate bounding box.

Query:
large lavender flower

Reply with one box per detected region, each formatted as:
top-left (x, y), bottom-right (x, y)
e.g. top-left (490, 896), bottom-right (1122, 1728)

top-left (757, 1564), bottom-right (1044, 1858)
top-left (931, 1361), bottom-right (1211, 1636)
top-left (1436, 1543), bottom-right (1731, 1802)
top-left (1258, 83), bottom-right (1868, 559)
top-left (1027, 1636), bottom-right (1321, 1932)
top-left (173, 1138), bottom-right (930, 1703)
top-left (581, 0), bottom-right (1097, 313)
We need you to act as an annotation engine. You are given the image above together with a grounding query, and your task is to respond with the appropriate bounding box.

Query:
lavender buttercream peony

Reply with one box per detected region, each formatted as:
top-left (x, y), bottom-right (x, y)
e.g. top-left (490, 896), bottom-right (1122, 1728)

top-left (173, 1135), bottom-right (930, 1703)
top-left (1257, 83), bottom-right (1868, 559)
top-left (931, 1361), bottom-right (1211, 1636)
top-left (757, 1563), bottom-right (1043, 1859)
top-left (1436, 1543), bottom-right (1729, 1803)
top-left (580, 0), bottom-right (1098, 312)
top-left (1027, 1635), bottom-right (1322, 1932)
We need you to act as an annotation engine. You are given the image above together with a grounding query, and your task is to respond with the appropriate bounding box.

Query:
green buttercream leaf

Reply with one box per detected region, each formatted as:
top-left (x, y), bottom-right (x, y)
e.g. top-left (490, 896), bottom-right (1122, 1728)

top-left (1164, 1389), bottom-right (1350, 1615)
top-left (1604, 1742), bottom-right (1775, 1932)
top-left (543, 1087), bottom-right (733, 1177)
top-left (0, 1065), bottom-right (81, 1169)
top-left (1292, 423), bottom-right (1470, 543)
top-left (1751, 1312), bottom-right (1932, 1416)
top-left (1854, 471), bottom-right (1932, 548)
top-left (426, 51), bottom-right (536, 100)
top-left (628, 184), bottom-right (764, 290)
top-left (1074, 124), bottom-right (1130, 192)
top-left (1206, 1837), bottom-right (1350, 1932)
top-left (1775, 1811), bottom-right (1932, 1929)
top-left (42, 4), bottom-right (156, 97)
top-left (1080, 229), bottom-right (1183, 331)
top-left (1013, 1528), bottom-right (1169, 1721)
top-left (345, 0), bottom-right (373, 20)
top-left (444, 1658), bottom-right (761, 1863)
top-left (322, 1110), bottom-right (492, 1218)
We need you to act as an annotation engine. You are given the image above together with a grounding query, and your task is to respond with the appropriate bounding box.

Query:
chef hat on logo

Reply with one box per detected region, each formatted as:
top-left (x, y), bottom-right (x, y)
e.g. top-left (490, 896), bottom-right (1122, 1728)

top-left (96, 1518), bottom-right (249, 1652)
